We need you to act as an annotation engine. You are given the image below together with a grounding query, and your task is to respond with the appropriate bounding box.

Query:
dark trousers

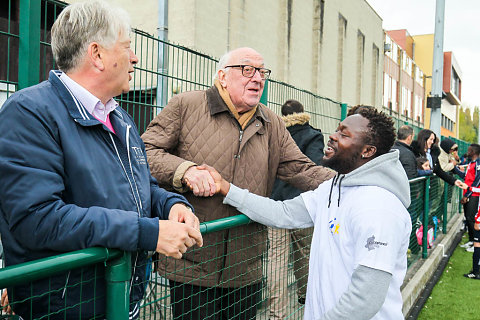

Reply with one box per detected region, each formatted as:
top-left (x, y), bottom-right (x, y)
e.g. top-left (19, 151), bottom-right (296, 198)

top-left (169, 280), bottom-right (261, 320)
top-left (463, 196), bottom-right (479, 242)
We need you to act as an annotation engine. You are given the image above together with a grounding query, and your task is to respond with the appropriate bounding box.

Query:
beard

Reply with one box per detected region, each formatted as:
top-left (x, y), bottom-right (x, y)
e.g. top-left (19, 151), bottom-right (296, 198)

top-left (323, 148), bottom-right (363, 174)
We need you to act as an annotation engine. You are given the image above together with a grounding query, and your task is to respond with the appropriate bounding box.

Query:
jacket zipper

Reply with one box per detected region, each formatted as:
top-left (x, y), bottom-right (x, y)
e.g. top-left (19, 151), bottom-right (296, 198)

top-left (108, 129), bottom-right (141, 293)
top-left (124, 125), bottom-right (142, 292)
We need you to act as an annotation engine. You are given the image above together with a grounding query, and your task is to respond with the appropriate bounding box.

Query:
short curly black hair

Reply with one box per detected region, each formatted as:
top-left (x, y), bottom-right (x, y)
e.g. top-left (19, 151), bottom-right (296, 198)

top-left (347, 105), bottom-right (396, 157)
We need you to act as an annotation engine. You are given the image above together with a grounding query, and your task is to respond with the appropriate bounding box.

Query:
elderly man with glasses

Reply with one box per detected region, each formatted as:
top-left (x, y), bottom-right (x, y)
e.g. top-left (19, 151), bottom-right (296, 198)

top-left (142, 47), bottom-right (334, 319)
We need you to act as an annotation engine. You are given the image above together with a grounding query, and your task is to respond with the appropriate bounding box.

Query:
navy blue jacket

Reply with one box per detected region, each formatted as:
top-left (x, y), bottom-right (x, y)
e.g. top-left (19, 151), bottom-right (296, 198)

top-left (0, 71), bottom-right (191, 319)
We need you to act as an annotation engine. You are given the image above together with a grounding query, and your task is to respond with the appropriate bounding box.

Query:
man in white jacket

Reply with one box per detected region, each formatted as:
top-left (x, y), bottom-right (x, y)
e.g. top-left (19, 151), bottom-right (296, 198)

top-left (197, 105), bottom-right (412, 320)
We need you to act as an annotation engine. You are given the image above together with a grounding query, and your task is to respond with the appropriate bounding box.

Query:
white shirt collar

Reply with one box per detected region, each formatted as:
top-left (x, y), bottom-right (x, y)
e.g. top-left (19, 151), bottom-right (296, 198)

top-left (59, 72), bottom-right (118, 122)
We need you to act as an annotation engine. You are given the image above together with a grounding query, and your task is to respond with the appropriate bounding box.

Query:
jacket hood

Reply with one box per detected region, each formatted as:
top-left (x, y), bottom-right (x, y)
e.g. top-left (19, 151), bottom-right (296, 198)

top-left (328, 149), bottom-right (411, 208)
top-left (440, 138), bottom-right (456, 153)
top-left (281, 112), bottom-right (310, 127)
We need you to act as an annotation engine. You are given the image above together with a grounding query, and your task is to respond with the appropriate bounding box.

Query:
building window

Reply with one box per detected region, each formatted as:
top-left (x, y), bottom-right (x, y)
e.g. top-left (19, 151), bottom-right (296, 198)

top-left (356, 30), bottom-right (365, 104)
top-left (441, 114), bottom-right (454, 132)
top-left (336, 14), bottom-right (347, 101)
top-left (383, 73), bottom-right (390, 108)
top-left (451, 68), bottom-right (460, 98)
top-left (372, 44), bottom-right (379, 106)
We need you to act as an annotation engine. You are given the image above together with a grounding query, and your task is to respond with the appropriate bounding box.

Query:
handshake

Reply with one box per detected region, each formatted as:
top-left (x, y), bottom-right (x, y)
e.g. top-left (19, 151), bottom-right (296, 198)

top-left (183, 164), bottom-right (230, 197)
top-left (454, 180), bottom-right (469, 190)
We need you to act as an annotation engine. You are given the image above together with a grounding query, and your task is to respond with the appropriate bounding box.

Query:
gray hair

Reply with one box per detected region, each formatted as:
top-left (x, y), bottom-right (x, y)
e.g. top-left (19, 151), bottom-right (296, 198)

top-left (214, 51), bottom-right (232, 80)
top-left (51, 0), bottom-right (131, 73)
top-left (397, 125), bottom-right (414, 140)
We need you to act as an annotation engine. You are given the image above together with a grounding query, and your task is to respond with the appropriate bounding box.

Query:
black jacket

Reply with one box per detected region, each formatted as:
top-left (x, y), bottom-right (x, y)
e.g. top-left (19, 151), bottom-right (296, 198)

top-left (271, 113), bottom-right (325, 200)
top-left (391, 140), bottom-right (418, 180)
top-left (411, 141), bottom-right (457, 185)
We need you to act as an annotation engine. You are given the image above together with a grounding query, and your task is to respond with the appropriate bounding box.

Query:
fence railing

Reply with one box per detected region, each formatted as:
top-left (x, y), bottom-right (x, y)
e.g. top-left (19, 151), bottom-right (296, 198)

top-left (0, 0), bottom-right (469, 319)
top-left (0, 175), bottom-right (462, 319)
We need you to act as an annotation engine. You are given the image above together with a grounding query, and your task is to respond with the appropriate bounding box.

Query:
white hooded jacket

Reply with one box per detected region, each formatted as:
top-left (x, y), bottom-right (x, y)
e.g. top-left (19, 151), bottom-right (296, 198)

top-left (223, 150), bottom-right (412, 320)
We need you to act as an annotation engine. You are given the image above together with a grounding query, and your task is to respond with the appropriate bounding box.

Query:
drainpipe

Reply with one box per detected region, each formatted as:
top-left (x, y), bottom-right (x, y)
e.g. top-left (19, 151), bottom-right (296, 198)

top-left (157, 0), bottom-right (169, 109)
top-left (429, 0), bottom-right (445, 136)
top-left (227, 0), bottom-right (231, 51)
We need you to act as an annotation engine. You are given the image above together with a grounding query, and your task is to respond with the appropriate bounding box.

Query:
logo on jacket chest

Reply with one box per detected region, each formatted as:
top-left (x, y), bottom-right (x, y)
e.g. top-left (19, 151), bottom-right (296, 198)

top-left (328, 217), bottom-right (340, 235)
top-left (131, 146), bottom-right (146, 165)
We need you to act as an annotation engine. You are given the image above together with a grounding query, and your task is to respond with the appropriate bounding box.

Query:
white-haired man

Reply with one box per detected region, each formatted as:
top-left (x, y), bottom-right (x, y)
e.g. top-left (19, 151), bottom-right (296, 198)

top-left (142, 47), bottom-right (334, 319)
top-left (0, 1), bottom-right (202, 319)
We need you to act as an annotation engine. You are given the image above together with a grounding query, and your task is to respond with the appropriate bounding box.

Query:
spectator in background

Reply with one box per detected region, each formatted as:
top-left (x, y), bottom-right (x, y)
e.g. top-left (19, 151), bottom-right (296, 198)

top-left (460, 181), bottom-right (480, 279)
top-left (438, 138), bottom-right (462, 174)
top-left (268, 99), bottom-right (325, 318)
top-left (141, 47), bottom-right (335, 319)
top-left (411, 129), bottom-right (464, 188)
top-left (391, 125), bottom-right (417, 179)
top-left (416, 157), bottom-right (433, 177)
top-left (460, 144), bottom-right (480, 251)
top-left (0, 2), bottom-right (202, 318)
top-left (460, 152), bottom-right (469, 166)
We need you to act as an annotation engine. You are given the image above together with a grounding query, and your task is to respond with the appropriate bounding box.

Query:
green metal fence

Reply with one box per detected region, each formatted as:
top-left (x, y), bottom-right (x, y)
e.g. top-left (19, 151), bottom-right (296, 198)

top-left (382, 107), bottom-right (424, 136)
top-left (0, 0), bottom-right (471, 319)
top-left (0, 176), bottom-right (463, 319)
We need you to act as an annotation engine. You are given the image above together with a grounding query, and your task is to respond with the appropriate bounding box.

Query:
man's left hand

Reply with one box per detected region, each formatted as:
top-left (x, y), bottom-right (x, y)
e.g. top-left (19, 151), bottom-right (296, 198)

top-left (168, 203), bottom-right (200, 231)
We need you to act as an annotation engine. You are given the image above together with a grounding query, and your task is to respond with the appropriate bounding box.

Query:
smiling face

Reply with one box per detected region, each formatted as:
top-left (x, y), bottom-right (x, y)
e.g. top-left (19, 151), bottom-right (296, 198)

top-left (426, 133), bottom-right (435, 150)
top-left (101, 32), bottom-right (138, 98)
top-left (323, 114), bottom-right (371, 174)
top-left (218, 48), bottom-right (266, 113)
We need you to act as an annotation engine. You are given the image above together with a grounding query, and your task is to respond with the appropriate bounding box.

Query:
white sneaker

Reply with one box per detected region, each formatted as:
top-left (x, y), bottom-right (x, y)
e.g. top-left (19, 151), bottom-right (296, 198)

top-left (467, 246), bottom-right (475, 252)
top-left (461, 241), bottom-right (474, 248)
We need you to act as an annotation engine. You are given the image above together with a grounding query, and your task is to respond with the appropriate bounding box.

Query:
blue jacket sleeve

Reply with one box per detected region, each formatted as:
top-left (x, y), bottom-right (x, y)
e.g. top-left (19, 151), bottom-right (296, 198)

top-left (149, 174), bottom-right (193, 220)
top-left (453, 166), bottom-right (465, 179)
top-left (0, 94), bottom-right (157, 252)
top-left (417, 169), bottom-right (433, 177)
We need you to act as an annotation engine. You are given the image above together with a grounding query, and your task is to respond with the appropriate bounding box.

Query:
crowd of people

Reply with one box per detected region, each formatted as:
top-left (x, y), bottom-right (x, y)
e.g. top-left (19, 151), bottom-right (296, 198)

top-left (0, 1), bottom-right (475, 319)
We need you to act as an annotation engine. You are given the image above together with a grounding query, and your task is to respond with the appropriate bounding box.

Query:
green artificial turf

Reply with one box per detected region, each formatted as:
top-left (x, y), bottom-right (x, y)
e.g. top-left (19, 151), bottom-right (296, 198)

top-left (417, 234), bottom-right (480, 320)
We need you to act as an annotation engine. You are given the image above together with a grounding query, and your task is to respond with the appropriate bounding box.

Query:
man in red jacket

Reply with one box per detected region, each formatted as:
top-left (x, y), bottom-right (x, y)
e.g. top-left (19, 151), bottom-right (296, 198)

top-left (460, 144), bottom-right (480, 251)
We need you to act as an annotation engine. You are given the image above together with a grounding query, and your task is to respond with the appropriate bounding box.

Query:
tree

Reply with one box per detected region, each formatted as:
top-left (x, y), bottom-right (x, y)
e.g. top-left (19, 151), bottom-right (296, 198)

top-left (459, 105), bottom-right (479, 143)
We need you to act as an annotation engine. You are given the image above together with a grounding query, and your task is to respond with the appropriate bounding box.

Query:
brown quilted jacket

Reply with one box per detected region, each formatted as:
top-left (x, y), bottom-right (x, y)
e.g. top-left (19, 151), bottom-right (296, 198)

top-left (142, 86), bottom-right (334, 287)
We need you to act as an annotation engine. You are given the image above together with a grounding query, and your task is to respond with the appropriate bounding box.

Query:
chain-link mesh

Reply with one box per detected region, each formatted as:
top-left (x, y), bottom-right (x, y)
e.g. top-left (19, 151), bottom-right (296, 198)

top-left (0, 0), bottom-right (471, 319)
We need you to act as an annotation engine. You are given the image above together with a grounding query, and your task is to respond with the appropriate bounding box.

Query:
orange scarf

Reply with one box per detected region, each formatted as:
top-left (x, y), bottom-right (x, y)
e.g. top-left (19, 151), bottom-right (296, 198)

top-left (215, 80), bottom-right (257, 129)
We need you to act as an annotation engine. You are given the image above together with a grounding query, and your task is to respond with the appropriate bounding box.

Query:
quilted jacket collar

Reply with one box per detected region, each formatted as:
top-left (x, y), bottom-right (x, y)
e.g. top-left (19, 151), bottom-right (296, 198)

top-left (205, 85), bottom-right (270, 124)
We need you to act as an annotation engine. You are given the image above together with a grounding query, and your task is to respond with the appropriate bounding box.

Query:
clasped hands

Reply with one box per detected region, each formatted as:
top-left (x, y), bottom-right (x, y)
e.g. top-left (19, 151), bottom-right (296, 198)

top-left (158, 203), bottom-right (203, 259)
top-left (454, 179), bottom-right (469, 190)
top-left (183, 164), bottom-right (230, 196)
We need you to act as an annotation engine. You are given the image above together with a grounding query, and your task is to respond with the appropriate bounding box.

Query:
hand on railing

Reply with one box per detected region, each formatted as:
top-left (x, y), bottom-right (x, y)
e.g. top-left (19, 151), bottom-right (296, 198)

top-left (157, 218), bottom-right (203, 259)
top-left (1, 290), bottom-right (14, 315)
top-left (196, 164), bottom-right (230, 196)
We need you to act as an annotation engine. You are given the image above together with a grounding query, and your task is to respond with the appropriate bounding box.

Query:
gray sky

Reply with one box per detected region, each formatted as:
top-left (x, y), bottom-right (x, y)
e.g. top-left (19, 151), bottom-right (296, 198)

top-left (366, 0), bottom-right (480, 108)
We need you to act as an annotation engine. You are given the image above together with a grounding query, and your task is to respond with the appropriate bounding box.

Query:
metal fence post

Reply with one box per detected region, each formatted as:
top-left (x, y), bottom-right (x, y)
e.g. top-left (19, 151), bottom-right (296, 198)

top-left (423, 176), bottom-right (430, 258)
top-left (459, 188), bottom-right (463, 214)
top-left (260, 80), bottom-right (268, 106)
top-left (340, 103), bottom-right (348, 121)
top-left (19, 0), bottom-right (41, 89)
top-left (442, 182), bottom-right (449, 234)
top-left (105, 251), bottom-right (131, 320)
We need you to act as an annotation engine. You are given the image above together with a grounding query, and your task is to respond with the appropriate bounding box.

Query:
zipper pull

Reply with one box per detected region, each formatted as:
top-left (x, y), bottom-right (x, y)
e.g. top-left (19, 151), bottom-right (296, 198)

top-left (239, 130), bottom-right (244, 142)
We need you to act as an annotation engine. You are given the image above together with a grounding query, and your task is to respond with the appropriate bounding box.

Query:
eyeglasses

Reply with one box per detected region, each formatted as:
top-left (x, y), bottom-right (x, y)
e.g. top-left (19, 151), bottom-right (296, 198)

top-left (224, 65), bottom-right (271, 80)
top-left (451, 147), bottom-right (458, 152)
